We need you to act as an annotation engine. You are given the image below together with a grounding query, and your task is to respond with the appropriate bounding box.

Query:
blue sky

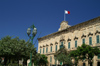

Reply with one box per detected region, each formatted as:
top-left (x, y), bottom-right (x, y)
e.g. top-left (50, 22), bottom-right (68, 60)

top-left (0, 0), bottom-right (100, 50)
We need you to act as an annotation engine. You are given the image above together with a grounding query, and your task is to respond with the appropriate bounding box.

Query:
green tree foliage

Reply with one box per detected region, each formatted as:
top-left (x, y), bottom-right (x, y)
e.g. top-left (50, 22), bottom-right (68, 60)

top-left (0, 36), bottom-right (36, 65)
top-left (54, 46), bottom-right (72, 66)
top-left (34, 53), bottom-right (48, 66)
top-left (69, 44), bottom-right (100, 65)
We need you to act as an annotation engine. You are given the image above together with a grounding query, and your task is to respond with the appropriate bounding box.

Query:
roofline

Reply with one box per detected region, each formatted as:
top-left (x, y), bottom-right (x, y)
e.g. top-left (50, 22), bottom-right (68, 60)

top-left (38, 16), bottom-right (100, 41)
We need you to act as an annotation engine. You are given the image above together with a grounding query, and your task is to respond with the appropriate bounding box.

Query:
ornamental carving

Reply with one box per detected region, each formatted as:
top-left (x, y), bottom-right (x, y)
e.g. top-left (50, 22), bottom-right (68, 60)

top-left (50, 43), bottom-right (53, 45)
top-left (40, 46), bottom-right (42, 48)
top-left (74, 36), bottom-right (78, 40)
top-left (55, 42), bottom-right (58, 44)
top-left (81, 34), bottom-right (86, 38)
top-left (67, 38), bottom-right (71, 41)
top-left (88, 32), bottom-right (93, 36)
top-left (95, 30), bottom-right (100, 35)
top-left (46, 44), bottom-right (49, 46)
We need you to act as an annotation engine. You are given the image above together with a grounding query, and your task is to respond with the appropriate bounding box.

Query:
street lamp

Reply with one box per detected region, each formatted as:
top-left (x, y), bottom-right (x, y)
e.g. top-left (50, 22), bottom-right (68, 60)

top-left (27, 25), bottom-right (37, 66)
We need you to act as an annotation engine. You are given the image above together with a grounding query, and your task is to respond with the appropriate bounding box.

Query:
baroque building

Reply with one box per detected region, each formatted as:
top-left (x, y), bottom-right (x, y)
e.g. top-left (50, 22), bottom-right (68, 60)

top-left (38, 16), bottom-right (100, 66)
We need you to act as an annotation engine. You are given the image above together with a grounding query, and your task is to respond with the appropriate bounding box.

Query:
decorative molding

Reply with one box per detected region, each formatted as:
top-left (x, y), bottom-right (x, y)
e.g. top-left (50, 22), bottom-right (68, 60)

top-left (88, 32), bottom-right (93, 36)
top-left (40, 46), bottom-right (42, 48)
top-left (55, 42), bottom-right (58, 44)
top-left (60, 39), bottom-right (65, 42)
top-left (74, 36), bottom-right (78, 40)
top-left (43, 45), bottom-right (45, 47)
top-left (81, 34), bottom-right (86, 38)
top-left (67, 38), bottom-right (71, 41)
top-left (50, 43), bottom-right (53, 45)
top-left (95, 30), bottom-right (100, 35)
top-left (46, 44), bottom-right (49, 46)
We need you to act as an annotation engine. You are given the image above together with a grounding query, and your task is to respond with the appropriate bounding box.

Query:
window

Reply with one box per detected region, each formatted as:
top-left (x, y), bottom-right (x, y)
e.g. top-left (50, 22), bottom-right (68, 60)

top-left (55, 45), bottom-right (57, 51)
top-left (89, 37), bottom-right (92, 45)
top-left (50, 56), bottom-right (52, 63)
top-left (60, 42), bottom-right (63, 49)
top-left (46, 47), bottom-right (48, 53)
top-left (40, 49), bottom-right (41, 54)
top-left (75, 41), bottom-right (77, 47)
top-left (98, 54), bottom-right (100, 59)
top-left (68, 42), bottom-right (70, 49)
top-left (55, 59), bottom-right (57, 65)
top-left (43, 48), bottom-right (44, 53)
top-left (96, 35), bottom-right (99, 43)
top-left (51, 46), bottom-right (52, 52)
top-left (60, 62), bottom-right (62, 65)
top-left (82, 39), bottom-right (85, 44)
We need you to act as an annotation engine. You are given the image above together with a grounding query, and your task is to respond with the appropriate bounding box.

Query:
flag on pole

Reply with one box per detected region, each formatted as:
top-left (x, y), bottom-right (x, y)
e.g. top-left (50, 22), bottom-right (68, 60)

top-left (65, 10), bottom-right (70, 14)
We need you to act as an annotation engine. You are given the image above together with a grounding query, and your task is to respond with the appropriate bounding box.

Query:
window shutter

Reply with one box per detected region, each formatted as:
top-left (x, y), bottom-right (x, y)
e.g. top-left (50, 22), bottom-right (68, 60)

top-left (40, 49), bottom-right (41, 54)
top-left (46, 47), bottom-right (48, 53)
top-left (89, 37), bottom-right (92, 45)
top-left (51, 46), bottom-right (52, 52)
top-left (68, 42), bottom-right (70, 49)
top-left (75, 41), bottom-right (77, 47)
top-left (82, 39), bottom-right (85, 44)
top-left (98, 54), bottom-right (100, 59)
top-left (55, 45), bottom-right (57, 51)
top-left (97, 35), bottom-right (99, 43)
top-left (60, 42), bottom-right (63, 49)
top-left (50, 56), bottom-right (52, 63)
top-left (43, 48), bottom-right (44, 53)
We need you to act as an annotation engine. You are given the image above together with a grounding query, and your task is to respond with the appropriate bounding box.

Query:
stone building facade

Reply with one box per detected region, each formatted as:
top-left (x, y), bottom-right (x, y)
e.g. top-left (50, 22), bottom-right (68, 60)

top-left (38, 16), bottom-right (100, 66)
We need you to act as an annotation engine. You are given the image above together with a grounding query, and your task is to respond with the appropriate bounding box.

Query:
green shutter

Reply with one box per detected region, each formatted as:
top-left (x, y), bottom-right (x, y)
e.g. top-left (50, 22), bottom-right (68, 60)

top-left (68, 42), bottom-right (70, 49)
top-left (55, 59), bottom-right (57, 65)
top-left (89, 37), bottom-right (92, 45)
top-left (43, 48), bottom-right (44, 53)
top-left (51, 46), bottom-right (52, 52)
top-left (61, 42), bottom-right (63, 45)
top-left (97, 35), bottom-right (99, 43)
top-left (55, 45), bottom-right (57, 51)
top-left (98, 54), bottom-right (100, 59)
top-left (60, 42), bottom-right (63, 49)
top-left (50, 56), bottom-right (52, 63)
top-left (40, 49), bottom-right (41, 54)
top-left (82, 39), bottom-right (85, 44)
top-left (60, 62), bottom-right (62, 65)
top-left (46, 47), bottom-right (48, 53)
top-left (75, 41), bottom-right (77, 47)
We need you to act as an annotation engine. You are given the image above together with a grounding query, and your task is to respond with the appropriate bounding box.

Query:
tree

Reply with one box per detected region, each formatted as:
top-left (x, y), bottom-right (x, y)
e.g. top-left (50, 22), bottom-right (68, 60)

top-left (0, 36), bottom-right (36, 66)
top-left (54, 46), bottom-right (72, 66)
top-left (69, 44), bottom-right (100, 66)
top-left (34, 53), bottom-right (48, 66)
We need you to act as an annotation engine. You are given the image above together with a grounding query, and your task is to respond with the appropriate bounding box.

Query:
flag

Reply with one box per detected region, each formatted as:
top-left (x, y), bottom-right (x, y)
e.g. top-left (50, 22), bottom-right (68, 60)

top-left (65, 10), bottom-right (70, 14)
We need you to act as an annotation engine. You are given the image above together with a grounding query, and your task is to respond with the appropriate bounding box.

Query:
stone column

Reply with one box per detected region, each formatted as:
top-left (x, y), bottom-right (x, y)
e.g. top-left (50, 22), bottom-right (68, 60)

top-left (85, 60), bottom-right (88, 66)
top-left (93, 55), bottom-right (97, 66)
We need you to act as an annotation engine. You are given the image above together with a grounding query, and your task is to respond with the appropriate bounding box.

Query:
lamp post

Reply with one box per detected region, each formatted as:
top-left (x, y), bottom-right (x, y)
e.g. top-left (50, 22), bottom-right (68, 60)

top-left (27, 24), bottom-right (37, 66)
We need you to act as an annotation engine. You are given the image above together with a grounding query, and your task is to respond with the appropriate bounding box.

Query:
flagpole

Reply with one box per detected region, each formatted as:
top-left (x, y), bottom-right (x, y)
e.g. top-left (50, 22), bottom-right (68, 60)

top-left (64, 10), bottom-right (65, 21)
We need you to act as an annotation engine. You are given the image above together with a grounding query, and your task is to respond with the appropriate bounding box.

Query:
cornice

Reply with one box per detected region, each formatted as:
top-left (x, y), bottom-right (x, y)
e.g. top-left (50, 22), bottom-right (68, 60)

top-left (38, 16), bottom-right (100, 41)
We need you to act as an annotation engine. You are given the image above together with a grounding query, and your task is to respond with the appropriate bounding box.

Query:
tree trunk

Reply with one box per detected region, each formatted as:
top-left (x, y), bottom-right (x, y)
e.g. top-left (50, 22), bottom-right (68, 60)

top-left (17, 58), bottom-right (19, 66)
top-left (4, 57), bottom-right (8, 66)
